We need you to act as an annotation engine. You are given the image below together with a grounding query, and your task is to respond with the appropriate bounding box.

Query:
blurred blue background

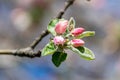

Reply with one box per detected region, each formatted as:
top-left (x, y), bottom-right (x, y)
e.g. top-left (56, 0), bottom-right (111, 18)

top-left (0, 0), bottom-right (120, 80)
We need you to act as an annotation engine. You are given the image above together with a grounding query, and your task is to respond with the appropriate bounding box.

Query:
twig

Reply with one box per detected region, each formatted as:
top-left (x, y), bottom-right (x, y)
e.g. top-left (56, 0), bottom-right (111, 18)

top-left (30, 30), bottom-right (49, 49)
top-left (0, 0), bottom-right (76, 57)
top-left (56, 0), bottom-right (75, 19)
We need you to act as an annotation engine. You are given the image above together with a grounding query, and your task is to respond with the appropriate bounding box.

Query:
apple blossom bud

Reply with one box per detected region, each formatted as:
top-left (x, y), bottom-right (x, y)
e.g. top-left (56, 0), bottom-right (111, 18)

top-left (71, 27), bottom-right (85, 36)
top-left (71, 39), bottom-right (85, 47)
top-left (53, 36), bottom-right (65, 45)
top-left (55, 20), bottom-right (68, 35)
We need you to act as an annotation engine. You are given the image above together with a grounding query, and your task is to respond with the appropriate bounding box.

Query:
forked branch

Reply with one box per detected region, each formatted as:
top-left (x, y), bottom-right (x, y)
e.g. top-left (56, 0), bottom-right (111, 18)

top-left (0, 0), bottom-right (76, 58)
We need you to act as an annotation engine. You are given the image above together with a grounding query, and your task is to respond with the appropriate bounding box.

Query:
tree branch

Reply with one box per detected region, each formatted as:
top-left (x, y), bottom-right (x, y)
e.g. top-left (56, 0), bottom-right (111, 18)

top-left (0, 0), bottom-right (76, 57)
top-left (0, 48), bottom-right (41, 58)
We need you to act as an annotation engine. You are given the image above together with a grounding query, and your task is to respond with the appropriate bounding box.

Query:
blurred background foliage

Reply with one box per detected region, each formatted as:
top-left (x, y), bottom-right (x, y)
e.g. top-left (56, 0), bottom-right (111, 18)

top-left (0, 0), bottom-right (120, 80)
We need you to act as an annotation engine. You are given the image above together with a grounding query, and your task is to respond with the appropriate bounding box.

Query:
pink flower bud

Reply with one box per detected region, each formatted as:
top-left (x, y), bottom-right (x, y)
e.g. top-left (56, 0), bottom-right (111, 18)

top-left (71, 39), bottom-right (85, 47)
top-left (53, 36), bottom-right (65, 45)
top-left (71, 28), bottom-right (85, 36)
top-left (55, 20), bottom-right (68, 35)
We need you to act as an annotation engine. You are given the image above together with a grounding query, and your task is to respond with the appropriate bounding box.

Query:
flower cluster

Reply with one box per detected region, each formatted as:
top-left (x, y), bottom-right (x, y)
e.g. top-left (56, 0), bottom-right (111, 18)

top-left (53, 20), bottom-right (85, 48)
top-left (42, 17), bottom-right (95, 67)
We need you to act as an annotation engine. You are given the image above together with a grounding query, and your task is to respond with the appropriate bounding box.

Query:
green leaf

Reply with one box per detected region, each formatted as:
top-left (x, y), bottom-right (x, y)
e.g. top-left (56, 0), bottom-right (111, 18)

top-left (42, 42), bottom-right (57, 56)
top-left (52, 52), bottom-right (67, 67)
top-left (77, 46), bottom-right (85, 53)
top-left (47, 18), bottom-right (59, 36)
top-left (77, 31), bottom-right (95, 38)
top-left (68, 17), bottom-right (75, 31)
top-left (69, 46), bottom-right (95, 60)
